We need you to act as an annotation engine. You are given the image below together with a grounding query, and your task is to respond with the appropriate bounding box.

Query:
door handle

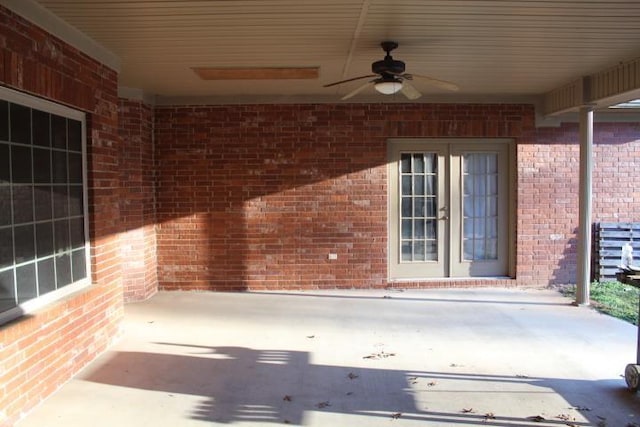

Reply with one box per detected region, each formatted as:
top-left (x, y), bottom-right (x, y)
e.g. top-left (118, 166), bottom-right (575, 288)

top-left (440, 206), bottom-right (449, 220)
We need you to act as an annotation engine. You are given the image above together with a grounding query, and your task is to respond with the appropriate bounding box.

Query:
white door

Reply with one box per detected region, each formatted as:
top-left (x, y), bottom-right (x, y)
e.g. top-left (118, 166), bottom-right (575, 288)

top-left (388, 140), bottom-right (511, 280)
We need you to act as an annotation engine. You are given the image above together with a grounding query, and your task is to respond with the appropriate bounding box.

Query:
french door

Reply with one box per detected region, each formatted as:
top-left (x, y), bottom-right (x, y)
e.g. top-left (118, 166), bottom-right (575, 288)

top-left (388, 139), bottom-right (512, 280)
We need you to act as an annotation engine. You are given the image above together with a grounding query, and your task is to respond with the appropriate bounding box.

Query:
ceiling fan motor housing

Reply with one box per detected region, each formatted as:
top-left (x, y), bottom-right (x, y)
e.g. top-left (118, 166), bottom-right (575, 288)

top-left (372, 41), bottom-right (406, 75)
top-left (372, 58), bottom-right (405, 75)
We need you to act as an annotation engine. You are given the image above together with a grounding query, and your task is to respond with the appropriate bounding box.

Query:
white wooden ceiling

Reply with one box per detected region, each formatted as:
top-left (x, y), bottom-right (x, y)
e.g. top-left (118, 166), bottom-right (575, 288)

top-left (27, 0), bottom-right (640, 104)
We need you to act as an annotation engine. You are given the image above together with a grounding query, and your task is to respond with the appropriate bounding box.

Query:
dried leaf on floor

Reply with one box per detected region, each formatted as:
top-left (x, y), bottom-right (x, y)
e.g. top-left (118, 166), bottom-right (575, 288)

top-left (570, 406), bottom-right (591, 411)
top-left (316, 401), bottom-right (331, 409)
top-left (391, 412), bottom-right (402, 419)
top-left (516, 374), bottom-right (529, 378)
top-left (363, 351), bottom-right (396, 360)
top-left (484, 412), bottom-right (496, 421)
top-left (450, 363), bottom-right (463, 367)
top-left (427, 381), bottom-right (437, 387)
top-left (283, 395), bottom-right (292, 402)
top-left (461, 408), bottom-right (475, 413)
top-left (556, 414), bottom-right (574, 421)
top-left (306, 335), bottom-right (315, 339)
top-left (347, 372), bottom-right (359, 380)
top-left (408, 376), bottom-right (418, 384)
top-left (346, 392), bottom-right (353, 396)
top-left (526, 415), bottom-right (546, 422)
top-left (383, 295), bottom-right (392, 299)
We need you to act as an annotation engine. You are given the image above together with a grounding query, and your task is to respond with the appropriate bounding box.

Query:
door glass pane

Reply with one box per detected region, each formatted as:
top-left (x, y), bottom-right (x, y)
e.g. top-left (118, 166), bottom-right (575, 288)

top-left (414, 220), bottom-right (425, 239)
top-left (463, 196), bottom-right (473, 217)
top-left (426, 241), bottom-right (437, 261)
top-left (414, 176), bottom-right (424, 195)
top-left (462, 153), bottom-right (498, 261)
top-left (413, 154), bottom-right (424, 173)
top-left (401, 154), bottom-right (411, 173)
top-left (401, 197), bottom-right (412, 217)
top-left (413, 241), bottom-right (425, 261)
top-left (463, 240), bottom-right (474, 260)
top-left (475, 197), bottom-right (486, 217)
top-left (401, 241), bottom-right (412, 261)
top-left (426, 197), bottom-right (436, 217)
top-left (486, 239), bottom-right (498, 259)
top-left (401, 176), bottom-right (411, 195)
top-left (399, 152), bottom-right (437, 263)
top-left (488, 196), bottom-right (498, 216)
top-left (414, 197), bottom-right (425, 217)
top-left (426, 219), bottom-right (437, 239)
top-left (401, 219), bottom-right (412, 239)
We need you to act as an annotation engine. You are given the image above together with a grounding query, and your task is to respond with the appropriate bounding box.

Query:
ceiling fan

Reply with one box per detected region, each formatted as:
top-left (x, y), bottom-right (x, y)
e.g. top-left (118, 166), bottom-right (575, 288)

top-left (324, 41), bottom-right (459, 100)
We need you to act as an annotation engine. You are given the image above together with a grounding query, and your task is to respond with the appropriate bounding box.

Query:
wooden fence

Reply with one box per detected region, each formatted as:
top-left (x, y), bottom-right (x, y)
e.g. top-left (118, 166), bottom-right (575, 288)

top-left (594, 222), bottom-right (640, 281)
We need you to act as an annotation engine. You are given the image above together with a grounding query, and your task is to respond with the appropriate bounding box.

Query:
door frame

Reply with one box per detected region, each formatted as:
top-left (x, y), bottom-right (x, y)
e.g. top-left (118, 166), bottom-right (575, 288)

top-left (387, 138), bottom-right (516, 281)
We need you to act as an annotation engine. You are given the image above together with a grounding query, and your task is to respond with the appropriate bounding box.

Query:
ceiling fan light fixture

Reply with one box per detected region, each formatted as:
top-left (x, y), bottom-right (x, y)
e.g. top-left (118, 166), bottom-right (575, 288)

top-left (374, 80), bottom-right (403, 95)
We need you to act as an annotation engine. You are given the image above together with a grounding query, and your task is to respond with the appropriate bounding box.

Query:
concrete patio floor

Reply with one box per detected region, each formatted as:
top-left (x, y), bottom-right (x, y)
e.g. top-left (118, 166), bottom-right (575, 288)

top-left (18, 288), bottom-right (640, 427)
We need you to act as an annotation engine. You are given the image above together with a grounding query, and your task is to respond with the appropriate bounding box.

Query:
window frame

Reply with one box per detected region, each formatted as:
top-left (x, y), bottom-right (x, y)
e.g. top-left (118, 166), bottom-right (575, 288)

top-left (0, 86), bottom-right (91, 325)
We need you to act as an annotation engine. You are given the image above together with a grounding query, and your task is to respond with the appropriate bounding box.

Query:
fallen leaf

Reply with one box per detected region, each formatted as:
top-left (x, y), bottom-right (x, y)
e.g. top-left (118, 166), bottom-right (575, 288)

top-left (283, 395), bottom-right (292, 401)
top-left (363, 351), bottom-right (396, 360)
top-left (484, 412), bottom-right (496, 420)
top-left (450, 363), bottom-right (463, 367)
top-left (516, 374), bottom-right (529, 378)
top-left (283, 420), bottom-right (291, 424)
top-left (427, 381), bottom-right (437, 387)
top-left (462, 408), bottom-right (475, 413)
top-left (383, 295), bottom-right (392, 299)
top-left (391, 412), bottom-right (402, 419)
top-left (347, 372), bottom-right (359, 380)
top-left (571, 406), bottom-right (591, 411)
top-left (306, 335), bottom-right (315, 339)
top-left (346, 392), bottom-right (353, 396)
top-left (556, 414), bottom-right (574, 421)
top-left (527, 415), bottom-right (546, 422)
top-left (316, 401), bottom-right (331, 409)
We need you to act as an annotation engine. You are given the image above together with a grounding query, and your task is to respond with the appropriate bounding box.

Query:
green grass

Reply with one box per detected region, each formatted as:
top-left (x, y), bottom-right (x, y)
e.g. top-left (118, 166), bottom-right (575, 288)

top-left (561, 281), bottom-right (640, 325)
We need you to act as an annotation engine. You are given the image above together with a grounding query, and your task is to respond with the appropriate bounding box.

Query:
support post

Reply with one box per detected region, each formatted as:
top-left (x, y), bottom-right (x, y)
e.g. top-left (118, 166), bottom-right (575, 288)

top-left (576, 106), bottom-right (593, 305)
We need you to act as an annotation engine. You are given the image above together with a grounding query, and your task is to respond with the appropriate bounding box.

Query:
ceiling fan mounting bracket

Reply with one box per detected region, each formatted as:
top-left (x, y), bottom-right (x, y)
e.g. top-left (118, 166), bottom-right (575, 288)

top-left (380, 41), bottom-right (399, 54)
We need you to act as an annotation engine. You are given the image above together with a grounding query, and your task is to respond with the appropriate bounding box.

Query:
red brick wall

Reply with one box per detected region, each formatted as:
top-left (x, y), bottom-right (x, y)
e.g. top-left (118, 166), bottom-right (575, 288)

top-left (0, 6), bottom-right (123, 426)
top-left (519, 122), bottom-right (640, 285)
top-left (154, 104), bottom-right (532, 290)
top-left (155, 104), bottom-right (640, 290)
top-left (118, 99), bottom-right (157, 301)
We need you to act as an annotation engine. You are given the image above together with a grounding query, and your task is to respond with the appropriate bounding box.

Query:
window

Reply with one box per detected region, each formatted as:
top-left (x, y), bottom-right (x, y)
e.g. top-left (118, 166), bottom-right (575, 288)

top-left (0, 87), bottom-right (90, 324)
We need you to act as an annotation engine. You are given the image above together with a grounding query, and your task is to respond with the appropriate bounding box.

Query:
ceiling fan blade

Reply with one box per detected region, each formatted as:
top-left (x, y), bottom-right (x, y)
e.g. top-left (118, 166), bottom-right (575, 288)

top-left (400, 81), bottom-right (422, 100)
top-left (342, 81), bottom-right (375, 100)
top-left (324, 74), bottom-right (377, 88)
top-left (405, 74), bottom-right (460, 91)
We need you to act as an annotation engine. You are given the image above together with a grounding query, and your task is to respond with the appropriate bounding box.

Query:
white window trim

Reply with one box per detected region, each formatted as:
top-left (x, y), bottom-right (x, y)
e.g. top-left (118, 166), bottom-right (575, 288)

top-left (0, 85), bottom-right (92, 325)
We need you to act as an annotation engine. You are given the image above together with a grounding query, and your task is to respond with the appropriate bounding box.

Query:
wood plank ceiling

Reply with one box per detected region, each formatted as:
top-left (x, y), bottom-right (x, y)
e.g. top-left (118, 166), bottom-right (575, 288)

top-left (30, 0), bottom-right (640, 105)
